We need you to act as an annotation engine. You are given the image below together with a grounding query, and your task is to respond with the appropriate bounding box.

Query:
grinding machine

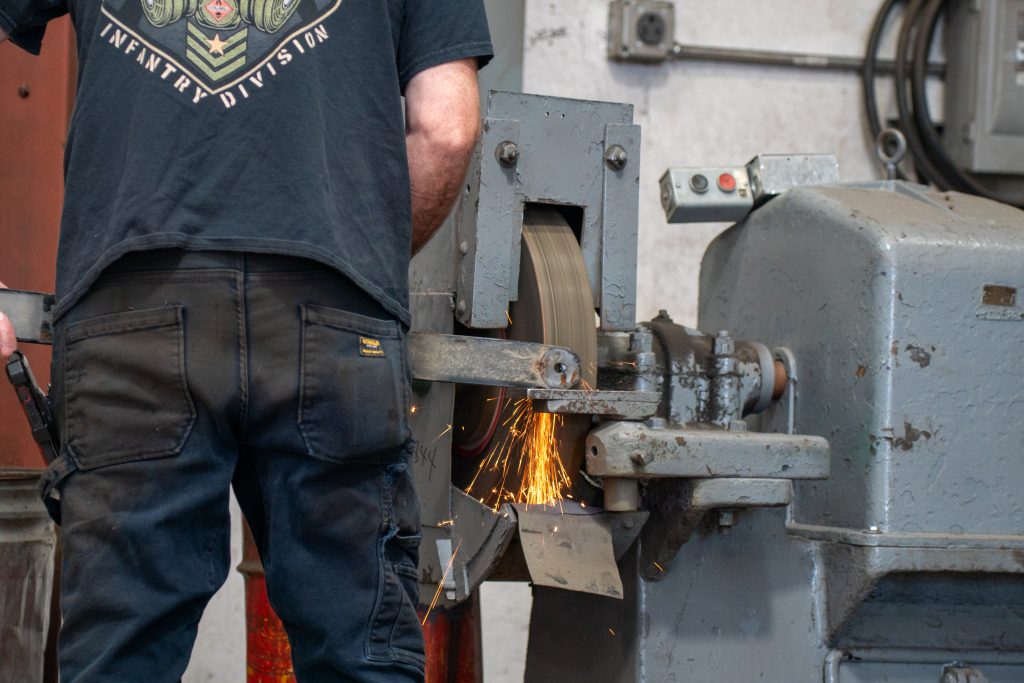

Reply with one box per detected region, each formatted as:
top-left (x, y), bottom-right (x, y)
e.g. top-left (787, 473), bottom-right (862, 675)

top-left (4, 90), bottom-right (1023, 682)
top-left (407, 92), bottom-right (1024, 682)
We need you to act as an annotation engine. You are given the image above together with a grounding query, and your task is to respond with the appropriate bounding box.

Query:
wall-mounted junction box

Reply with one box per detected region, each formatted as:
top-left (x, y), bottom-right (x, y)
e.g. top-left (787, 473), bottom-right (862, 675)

top-left (944, 0), bottom-right (1024, 175)
top-left (608, 0), bottom-right (675, 63)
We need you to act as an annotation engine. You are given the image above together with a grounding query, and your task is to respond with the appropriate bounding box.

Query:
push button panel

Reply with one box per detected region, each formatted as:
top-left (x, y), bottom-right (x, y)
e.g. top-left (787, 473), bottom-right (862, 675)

top-left (660, 167), bottom-right (753, 224)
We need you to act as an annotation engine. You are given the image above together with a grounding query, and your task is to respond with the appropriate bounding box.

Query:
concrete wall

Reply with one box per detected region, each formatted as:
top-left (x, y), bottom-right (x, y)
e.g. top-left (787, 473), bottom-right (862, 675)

top-left (186, 2), bottom-right (898, 681)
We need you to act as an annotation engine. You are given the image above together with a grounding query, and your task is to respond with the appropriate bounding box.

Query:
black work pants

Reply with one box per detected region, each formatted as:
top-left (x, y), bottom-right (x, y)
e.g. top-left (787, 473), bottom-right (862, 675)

top-left (43, 250), bottom-right (424, 682)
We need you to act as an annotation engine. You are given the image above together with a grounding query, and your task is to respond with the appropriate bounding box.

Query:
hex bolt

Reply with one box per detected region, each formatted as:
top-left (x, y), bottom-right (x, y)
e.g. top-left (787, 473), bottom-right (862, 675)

top-left (17, 85), bottom-right (30, 98)
top-left (458, 241), bottom-right (469, 255)
top-left (714, 330), bottom-right (734, 356)
top-left (495, 141), bottom-right (519, 167)
top-left (456, 300), bottom-right (467, 316)
top-left (718, 510), bottom-right (736, 534)
top-left (630, 452), bottom-right (648, 466)
top-left (605, 144), bottom-right (628, 170)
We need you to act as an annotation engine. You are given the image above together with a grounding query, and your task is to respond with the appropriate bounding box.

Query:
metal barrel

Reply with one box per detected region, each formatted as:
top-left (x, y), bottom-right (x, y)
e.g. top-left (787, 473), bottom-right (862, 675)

top-left (240, 520), bottom-right (481, 682)
top-left (0, 468), bottom-right (57, 683)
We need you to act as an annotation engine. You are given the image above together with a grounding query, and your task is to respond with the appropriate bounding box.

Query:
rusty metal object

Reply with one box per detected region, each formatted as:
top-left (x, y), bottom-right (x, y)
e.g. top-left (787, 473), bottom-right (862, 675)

top-left (240, 524), bottom-right (296, 683)
top-left (0, 18), bottom-right (75, 470)
top-left (772, 359), bottom-right (788, 399)
top-left (455, 207), bottom-right (598, 508)
top-left (408, 333), bottom-right (580, 390)
top-left (0, 468), bottom-right (57, 683)
top-left (527, 388), bottom-right (659, 419)
top-left (419, 595), bottom-right (483, 683)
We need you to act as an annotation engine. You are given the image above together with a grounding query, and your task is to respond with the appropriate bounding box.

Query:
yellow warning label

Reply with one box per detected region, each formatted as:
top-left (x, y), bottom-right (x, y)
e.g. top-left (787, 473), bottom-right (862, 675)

top-left (359, 336), bottom-right (385, 357)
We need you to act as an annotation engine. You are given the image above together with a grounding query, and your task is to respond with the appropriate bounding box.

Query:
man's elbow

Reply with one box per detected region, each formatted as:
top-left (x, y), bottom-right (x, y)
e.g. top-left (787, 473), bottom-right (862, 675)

top-left (440, 116), bottom-right (481, 160)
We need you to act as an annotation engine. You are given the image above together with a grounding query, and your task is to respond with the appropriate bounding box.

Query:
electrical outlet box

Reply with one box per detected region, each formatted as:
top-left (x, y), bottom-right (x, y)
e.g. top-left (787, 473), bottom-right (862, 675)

top-left (944, 0), bottom-right (1024, 175)
top-left (608, 0), bottom-right (675, 63)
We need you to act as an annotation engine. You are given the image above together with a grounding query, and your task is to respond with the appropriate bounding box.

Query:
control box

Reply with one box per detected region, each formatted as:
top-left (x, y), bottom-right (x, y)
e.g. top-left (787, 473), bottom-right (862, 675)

top-left (660, 167), bottom-right (753, 223)
top-left (944, 0), bottom-right (1024, 175)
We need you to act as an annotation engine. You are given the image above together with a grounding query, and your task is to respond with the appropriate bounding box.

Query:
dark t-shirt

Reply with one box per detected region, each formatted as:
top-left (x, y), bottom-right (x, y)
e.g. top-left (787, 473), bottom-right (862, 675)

top-left (0, 0), bottom-right (493, 324)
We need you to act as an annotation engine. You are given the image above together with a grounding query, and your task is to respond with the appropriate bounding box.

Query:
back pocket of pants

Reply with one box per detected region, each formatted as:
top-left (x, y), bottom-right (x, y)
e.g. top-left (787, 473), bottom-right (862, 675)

top-left (63, 305), bottom-right (196, 470)
top-left (298, 304), bottom-right (411, 464)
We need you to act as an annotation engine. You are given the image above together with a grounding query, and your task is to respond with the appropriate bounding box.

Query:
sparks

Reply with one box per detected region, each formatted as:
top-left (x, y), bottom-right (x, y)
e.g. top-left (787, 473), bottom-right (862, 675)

top-left (410, 405), bottom-right (418, 414)
top-left (421, 538), bottom-right (463, 625)
top-left (432, 424), bottom-right (453, 443)
top-left (653, 561), bottom-right (665, 573)
top-left (608, 628), bottom-right (616, 636)
top-left (466, 397), bottom-right (573, 510)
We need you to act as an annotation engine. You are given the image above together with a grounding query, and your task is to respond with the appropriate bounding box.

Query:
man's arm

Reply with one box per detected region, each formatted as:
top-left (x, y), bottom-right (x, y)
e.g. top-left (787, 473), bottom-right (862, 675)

top-left (1, 26), bottom-right (8, 42)
top-left (405, 58), bottom-right (481, 254)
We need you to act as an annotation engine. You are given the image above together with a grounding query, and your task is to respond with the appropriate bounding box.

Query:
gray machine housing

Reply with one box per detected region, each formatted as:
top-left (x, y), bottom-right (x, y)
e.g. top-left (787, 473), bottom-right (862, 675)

top-left (526, 182), bottom-right (1024, 682)
top-left (944, 0), bottom-right (1024, 175)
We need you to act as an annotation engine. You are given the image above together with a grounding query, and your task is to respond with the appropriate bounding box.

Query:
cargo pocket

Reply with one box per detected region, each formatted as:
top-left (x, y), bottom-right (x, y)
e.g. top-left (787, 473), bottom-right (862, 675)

top-left (366, 529), bottom-right (425, 669)
top-left (298, 304), bottom-right (411, 464)
top-left (62, 305), bottom-right (196, 470)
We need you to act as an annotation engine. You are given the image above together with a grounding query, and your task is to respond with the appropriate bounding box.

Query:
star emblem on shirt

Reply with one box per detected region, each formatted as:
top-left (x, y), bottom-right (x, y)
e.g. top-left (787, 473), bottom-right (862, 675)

top-left (208, 34), bottom-right (228, 56)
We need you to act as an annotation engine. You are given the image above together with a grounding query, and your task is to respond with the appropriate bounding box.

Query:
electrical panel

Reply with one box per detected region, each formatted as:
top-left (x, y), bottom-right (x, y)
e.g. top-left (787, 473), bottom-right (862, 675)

top-left (944, 0), bottom-right (1024, 175)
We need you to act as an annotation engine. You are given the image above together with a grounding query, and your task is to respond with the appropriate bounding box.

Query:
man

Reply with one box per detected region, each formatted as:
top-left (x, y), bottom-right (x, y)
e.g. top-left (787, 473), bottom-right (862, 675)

top-left (0, 1), bottom-right (491, 680)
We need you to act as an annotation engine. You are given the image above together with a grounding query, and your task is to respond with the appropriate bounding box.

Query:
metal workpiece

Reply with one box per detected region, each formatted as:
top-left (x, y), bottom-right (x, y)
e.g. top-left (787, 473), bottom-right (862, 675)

top-left (0, 288), bottom-right (54, 344)
top-left (526, 388), bottom-right (659, 419)
top-left (454, 92), bottom-right (640, 331)
top-left (407, 333), bottom-right (580, 390)
top-left (746, 153), bottom-right (840, 205)
top-left (585, 420), bottom-right (830, 480)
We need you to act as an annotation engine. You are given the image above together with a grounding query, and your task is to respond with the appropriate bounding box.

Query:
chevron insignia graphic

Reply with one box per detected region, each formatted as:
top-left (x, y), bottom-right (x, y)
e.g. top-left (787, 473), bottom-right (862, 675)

top-left (99, 0), bottom-right (343, 96)
top-left (186, 23), bottom-right (248, 81)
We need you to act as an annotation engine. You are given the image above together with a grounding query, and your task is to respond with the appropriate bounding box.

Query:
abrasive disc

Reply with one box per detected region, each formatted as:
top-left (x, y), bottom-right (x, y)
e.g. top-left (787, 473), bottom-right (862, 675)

top-left (452, 206), bottom-right (598, 509)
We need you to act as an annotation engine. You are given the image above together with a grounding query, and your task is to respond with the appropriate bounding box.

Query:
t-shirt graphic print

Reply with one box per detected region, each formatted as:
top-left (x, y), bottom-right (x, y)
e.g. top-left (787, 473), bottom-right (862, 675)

top-left (100, 0), bottom-right (341, 100)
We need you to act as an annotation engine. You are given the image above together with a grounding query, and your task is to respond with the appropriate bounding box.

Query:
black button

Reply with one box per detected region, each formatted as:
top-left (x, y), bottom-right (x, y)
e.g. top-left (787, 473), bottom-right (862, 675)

top-left (689, 174), bottom-right (709, 194)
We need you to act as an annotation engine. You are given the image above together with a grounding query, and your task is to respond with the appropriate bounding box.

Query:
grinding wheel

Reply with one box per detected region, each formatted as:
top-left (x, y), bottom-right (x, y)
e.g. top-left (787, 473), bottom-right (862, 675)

top-left (452, 207), bottom-right (598, 508)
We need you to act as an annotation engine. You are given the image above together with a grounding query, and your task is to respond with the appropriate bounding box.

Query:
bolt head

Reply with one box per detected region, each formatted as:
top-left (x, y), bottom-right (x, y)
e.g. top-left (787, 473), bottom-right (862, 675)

top-left (605, 144), bottom-right (628, 170)
top-left (630, 452), bottom-right (647, 466)
top-left (496, 141), bottom-right (520, 167)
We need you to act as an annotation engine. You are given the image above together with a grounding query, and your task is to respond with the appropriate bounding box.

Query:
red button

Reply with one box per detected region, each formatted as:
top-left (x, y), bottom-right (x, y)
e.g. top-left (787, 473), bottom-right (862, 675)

top-left (718, 173), bottom-right (737, 193)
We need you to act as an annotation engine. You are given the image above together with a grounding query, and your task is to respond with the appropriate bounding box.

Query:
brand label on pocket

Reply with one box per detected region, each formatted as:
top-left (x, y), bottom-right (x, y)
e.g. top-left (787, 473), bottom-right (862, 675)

top-left (359, 337), bottom-right (386, 357)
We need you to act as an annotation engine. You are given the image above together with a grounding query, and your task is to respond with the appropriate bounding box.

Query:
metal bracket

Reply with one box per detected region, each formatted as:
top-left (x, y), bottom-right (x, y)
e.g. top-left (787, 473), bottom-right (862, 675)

top-left (0, 289), bottom-right (55, 344)
top-left (641, 477), bottom-right (793, 580)
top-left (585, 421), bottom-right (830, 479)
top-left (527, 388), bottom-right (659, 419)
top-left (407, 333), bottom-right (580, 390)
